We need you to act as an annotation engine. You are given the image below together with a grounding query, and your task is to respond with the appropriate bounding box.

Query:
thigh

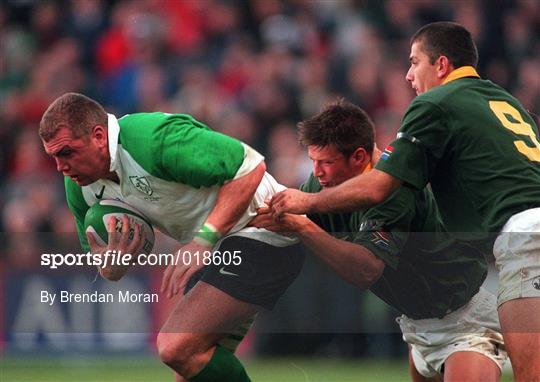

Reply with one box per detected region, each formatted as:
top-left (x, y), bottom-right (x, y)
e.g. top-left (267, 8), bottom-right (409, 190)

top-left (444, 351), bottom-right (500, 382)
top-left (162, 280), bottom-right (260, 335)
top-left (498, 297), bottom-right (540, 380)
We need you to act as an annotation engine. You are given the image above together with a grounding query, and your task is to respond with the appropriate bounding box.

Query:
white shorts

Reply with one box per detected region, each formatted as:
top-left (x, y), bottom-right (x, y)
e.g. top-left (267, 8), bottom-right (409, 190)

top-left (493, 207), bottom-right (540, 306)
top-left (397, 288), bottom-right (507, 378)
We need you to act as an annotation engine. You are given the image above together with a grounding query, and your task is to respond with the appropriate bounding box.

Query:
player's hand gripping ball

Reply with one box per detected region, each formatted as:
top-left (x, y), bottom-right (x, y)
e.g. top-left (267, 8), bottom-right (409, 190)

top-left (84, 199), bottom-right (155, 254)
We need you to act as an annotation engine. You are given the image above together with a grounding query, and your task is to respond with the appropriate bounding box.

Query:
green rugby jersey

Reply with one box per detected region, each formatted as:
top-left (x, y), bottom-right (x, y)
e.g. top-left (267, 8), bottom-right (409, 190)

top-left (301, 174), bottom-right (487, 319)
top-left (376, 67), bottom-right (540, 239)
top-left (66, 112), bottom-right (295, 251)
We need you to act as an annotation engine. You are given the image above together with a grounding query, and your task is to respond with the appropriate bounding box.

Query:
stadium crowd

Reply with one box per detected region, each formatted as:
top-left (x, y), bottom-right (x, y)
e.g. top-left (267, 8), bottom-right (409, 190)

top-left (1, 0), bottom-right (539, 357)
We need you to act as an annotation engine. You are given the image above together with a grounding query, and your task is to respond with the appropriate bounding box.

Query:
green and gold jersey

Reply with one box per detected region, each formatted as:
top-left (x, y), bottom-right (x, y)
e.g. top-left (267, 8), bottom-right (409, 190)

top-left (376, 67), bottom-right (540, 239)
top-left (66, 112), bottom-right (295, 252)
top-left (301, 174), bottom-right (487, 319)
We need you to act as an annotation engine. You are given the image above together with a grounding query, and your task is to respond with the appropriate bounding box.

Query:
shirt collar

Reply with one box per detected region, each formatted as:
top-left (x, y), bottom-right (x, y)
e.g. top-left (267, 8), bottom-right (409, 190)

top-left (107, 113), bottom-right (120, 172)
top-left (442, 66), bottom-right (480, 85)
top-left (362, 162), bottom-right (372, 174)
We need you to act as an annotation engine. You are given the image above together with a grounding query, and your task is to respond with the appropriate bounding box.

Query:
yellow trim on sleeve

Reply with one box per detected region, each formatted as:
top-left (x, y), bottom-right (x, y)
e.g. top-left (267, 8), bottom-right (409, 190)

top-left (442, 66), bottom-right (480, 85)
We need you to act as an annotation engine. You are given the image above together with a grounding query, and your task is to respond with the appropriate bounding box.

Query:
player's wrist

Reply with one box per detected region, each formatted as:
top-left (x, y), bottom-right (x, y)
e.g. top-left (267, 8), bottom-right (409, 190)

top-left (286, 215), bottom-right (306, 233)
top-left (194, 223), bottom-right (221, 247)
top-left (305, 193), bottom-right (318, 214)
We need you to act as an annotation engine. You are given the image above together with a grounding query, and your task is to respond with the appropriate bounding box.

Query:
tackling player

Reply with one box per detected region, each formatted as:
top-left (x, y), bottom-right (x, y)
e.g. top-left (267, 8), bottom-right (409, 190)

top-left (271, 22), bottom-right (540, 381)
top-left (254, 99), bottom-right (507, 381)
top-left (39, 93), bottom-right (304, 382)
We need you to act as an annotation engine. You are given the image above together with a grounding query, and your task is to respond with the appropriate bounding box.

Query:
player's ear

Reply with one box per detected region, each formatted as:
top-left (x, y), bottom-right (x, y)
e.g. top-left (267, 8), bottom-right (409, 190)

top-left (437, 55), bottom-right (452, 79)
top-left (91, 125), bottom-right (108, 148)
top-left (351, 147), bottom-right (368, 166)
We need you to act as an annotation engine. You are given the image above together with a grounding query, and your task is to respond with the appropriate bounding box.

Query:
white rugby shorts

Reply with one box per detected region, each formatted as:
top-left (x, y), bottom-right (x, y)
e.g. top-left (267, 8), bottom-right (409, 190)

top-left (397, 288), bottom-right (507, 378)
top-left (493, 207), bottom-right (540, 306)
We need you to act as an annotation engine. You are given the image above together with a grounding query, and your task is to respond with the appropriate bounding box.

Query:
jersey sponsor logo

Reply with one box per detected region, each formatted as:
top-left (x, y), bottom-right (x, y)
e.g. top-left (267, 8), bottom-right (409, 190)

top-left (380, 146), bottom-right (393, 161)
top-left (370, 231), bottom-right (392, 249)
top-left (94, 186), bottom-right (105, 199)
top-left (219, 267), bottom-right (239, 277)
top-left (129, 176), bottom-right (153, 196)
top-left (532, 276), bottom-right (540, 291)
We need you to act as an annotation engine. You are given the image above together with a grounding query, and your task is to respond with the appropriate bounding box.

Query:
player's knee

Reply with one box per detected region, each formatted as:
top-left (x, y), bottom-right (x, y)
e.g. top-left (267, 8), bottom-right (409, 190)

top-left (156, 332), bottom-right (196, 370)
top-left (157, 332), bottom-right (182, 365)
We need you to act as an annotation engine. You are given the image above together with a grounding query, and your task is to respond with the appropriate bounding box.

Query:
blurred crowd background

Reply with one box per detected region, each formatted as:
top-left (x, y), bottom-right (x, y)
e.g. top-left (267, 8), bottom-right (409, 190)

top-left (1, 0), bottom-right (539, 358)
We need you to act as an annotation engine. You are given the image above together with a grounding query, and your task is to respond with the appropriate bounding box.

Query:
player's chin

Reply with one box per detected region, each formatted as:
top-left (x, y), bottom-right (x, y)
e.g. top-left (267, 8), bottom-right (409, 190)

top-left (74, 177), bottom-right (92, 186)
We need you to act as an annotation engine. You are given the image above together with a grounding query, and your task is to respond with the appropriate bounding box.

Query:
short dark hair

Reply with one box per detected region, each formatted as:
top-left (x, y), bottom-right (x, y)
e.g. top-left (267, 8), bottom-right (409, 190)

top-left (39, 92), bottom-right (108, 141)
top-left (411, 21), bottom-right (478, 68)
top-left (298, 98), bottom-right (375, 157)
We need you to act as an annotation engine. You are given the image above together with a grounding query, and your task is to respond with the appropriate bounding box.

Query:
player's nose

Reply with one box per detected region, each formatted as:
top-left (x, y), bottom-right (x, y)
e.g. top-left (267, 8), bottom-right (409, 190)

top-left (405, 67), bottom-right (414, 82)
top-left (55, 158), bottom-right (69, 172)
top-left (313, 162), bottom-right (324, 177)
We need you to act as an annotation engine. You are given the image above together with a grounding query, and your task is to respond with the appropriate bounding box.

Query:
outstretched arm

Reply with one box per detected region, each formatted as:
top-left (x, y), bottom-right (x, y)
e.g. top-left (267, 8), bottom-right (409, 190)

top-left (271, 169), bottom-right (401, 215)
top-left (251, 208), bottom-right (384, 290)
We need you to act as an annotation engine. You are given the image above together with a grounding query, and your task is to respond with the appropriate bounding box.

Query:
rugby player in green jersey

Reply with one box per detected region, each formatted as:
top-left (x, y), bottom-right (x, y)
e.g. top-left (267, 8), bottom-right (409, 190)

top-left (39, 93), bottom-right (304, 382)
top-left (254, 99), bottom-right (507, 381)
top-left (271, 22), bottom-right (540, 381)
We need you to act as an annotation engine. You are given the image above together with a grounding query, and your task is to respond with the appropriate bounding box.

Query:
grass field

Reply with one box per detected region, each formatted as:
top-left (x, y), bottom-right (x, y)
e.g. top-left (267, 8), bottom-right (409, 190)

top-left (0, 355), bottom-right (514, 382)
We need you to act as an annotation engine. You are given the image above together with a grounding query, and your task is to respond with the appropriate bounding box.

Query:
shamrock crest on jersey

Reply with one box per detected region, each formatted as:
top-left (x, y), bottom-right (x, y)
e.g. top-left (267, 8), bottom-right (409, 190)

top-left (130, 176), bottom-right (153, 196)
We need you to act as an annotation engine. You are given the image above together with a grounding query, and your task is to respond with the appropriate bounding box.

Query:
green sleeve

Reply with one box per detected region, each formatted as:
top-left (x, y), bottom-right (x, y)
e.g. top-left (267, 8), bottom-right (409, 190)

top-left (160, 120), bottom-right (246, 187)
top-left (351, 189), bottom-right (415, 269)
top-left (64, 177), bottom-right (90, 252)
top-left (119, 113), bottom-right (246, 188)
top-left (375, 99), bottom-right (449, 190)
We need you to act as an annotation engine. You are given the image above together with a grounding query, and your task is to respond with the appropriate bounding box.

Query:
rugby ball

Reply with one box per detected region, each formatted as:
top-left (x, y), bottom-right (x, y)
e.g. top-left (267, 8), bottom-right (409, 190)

top-left (84, 199), bottom-right (155, 254)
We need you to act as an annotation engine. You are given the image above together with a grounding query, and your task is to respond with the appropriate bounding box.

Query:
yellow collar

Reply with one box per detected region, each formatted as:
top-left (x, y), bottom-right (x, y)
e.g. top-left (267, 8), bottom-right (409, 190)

top-left (442, 66), bottom-right (480, 85)
top-left (362, 162), bottom-right (372, 174)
